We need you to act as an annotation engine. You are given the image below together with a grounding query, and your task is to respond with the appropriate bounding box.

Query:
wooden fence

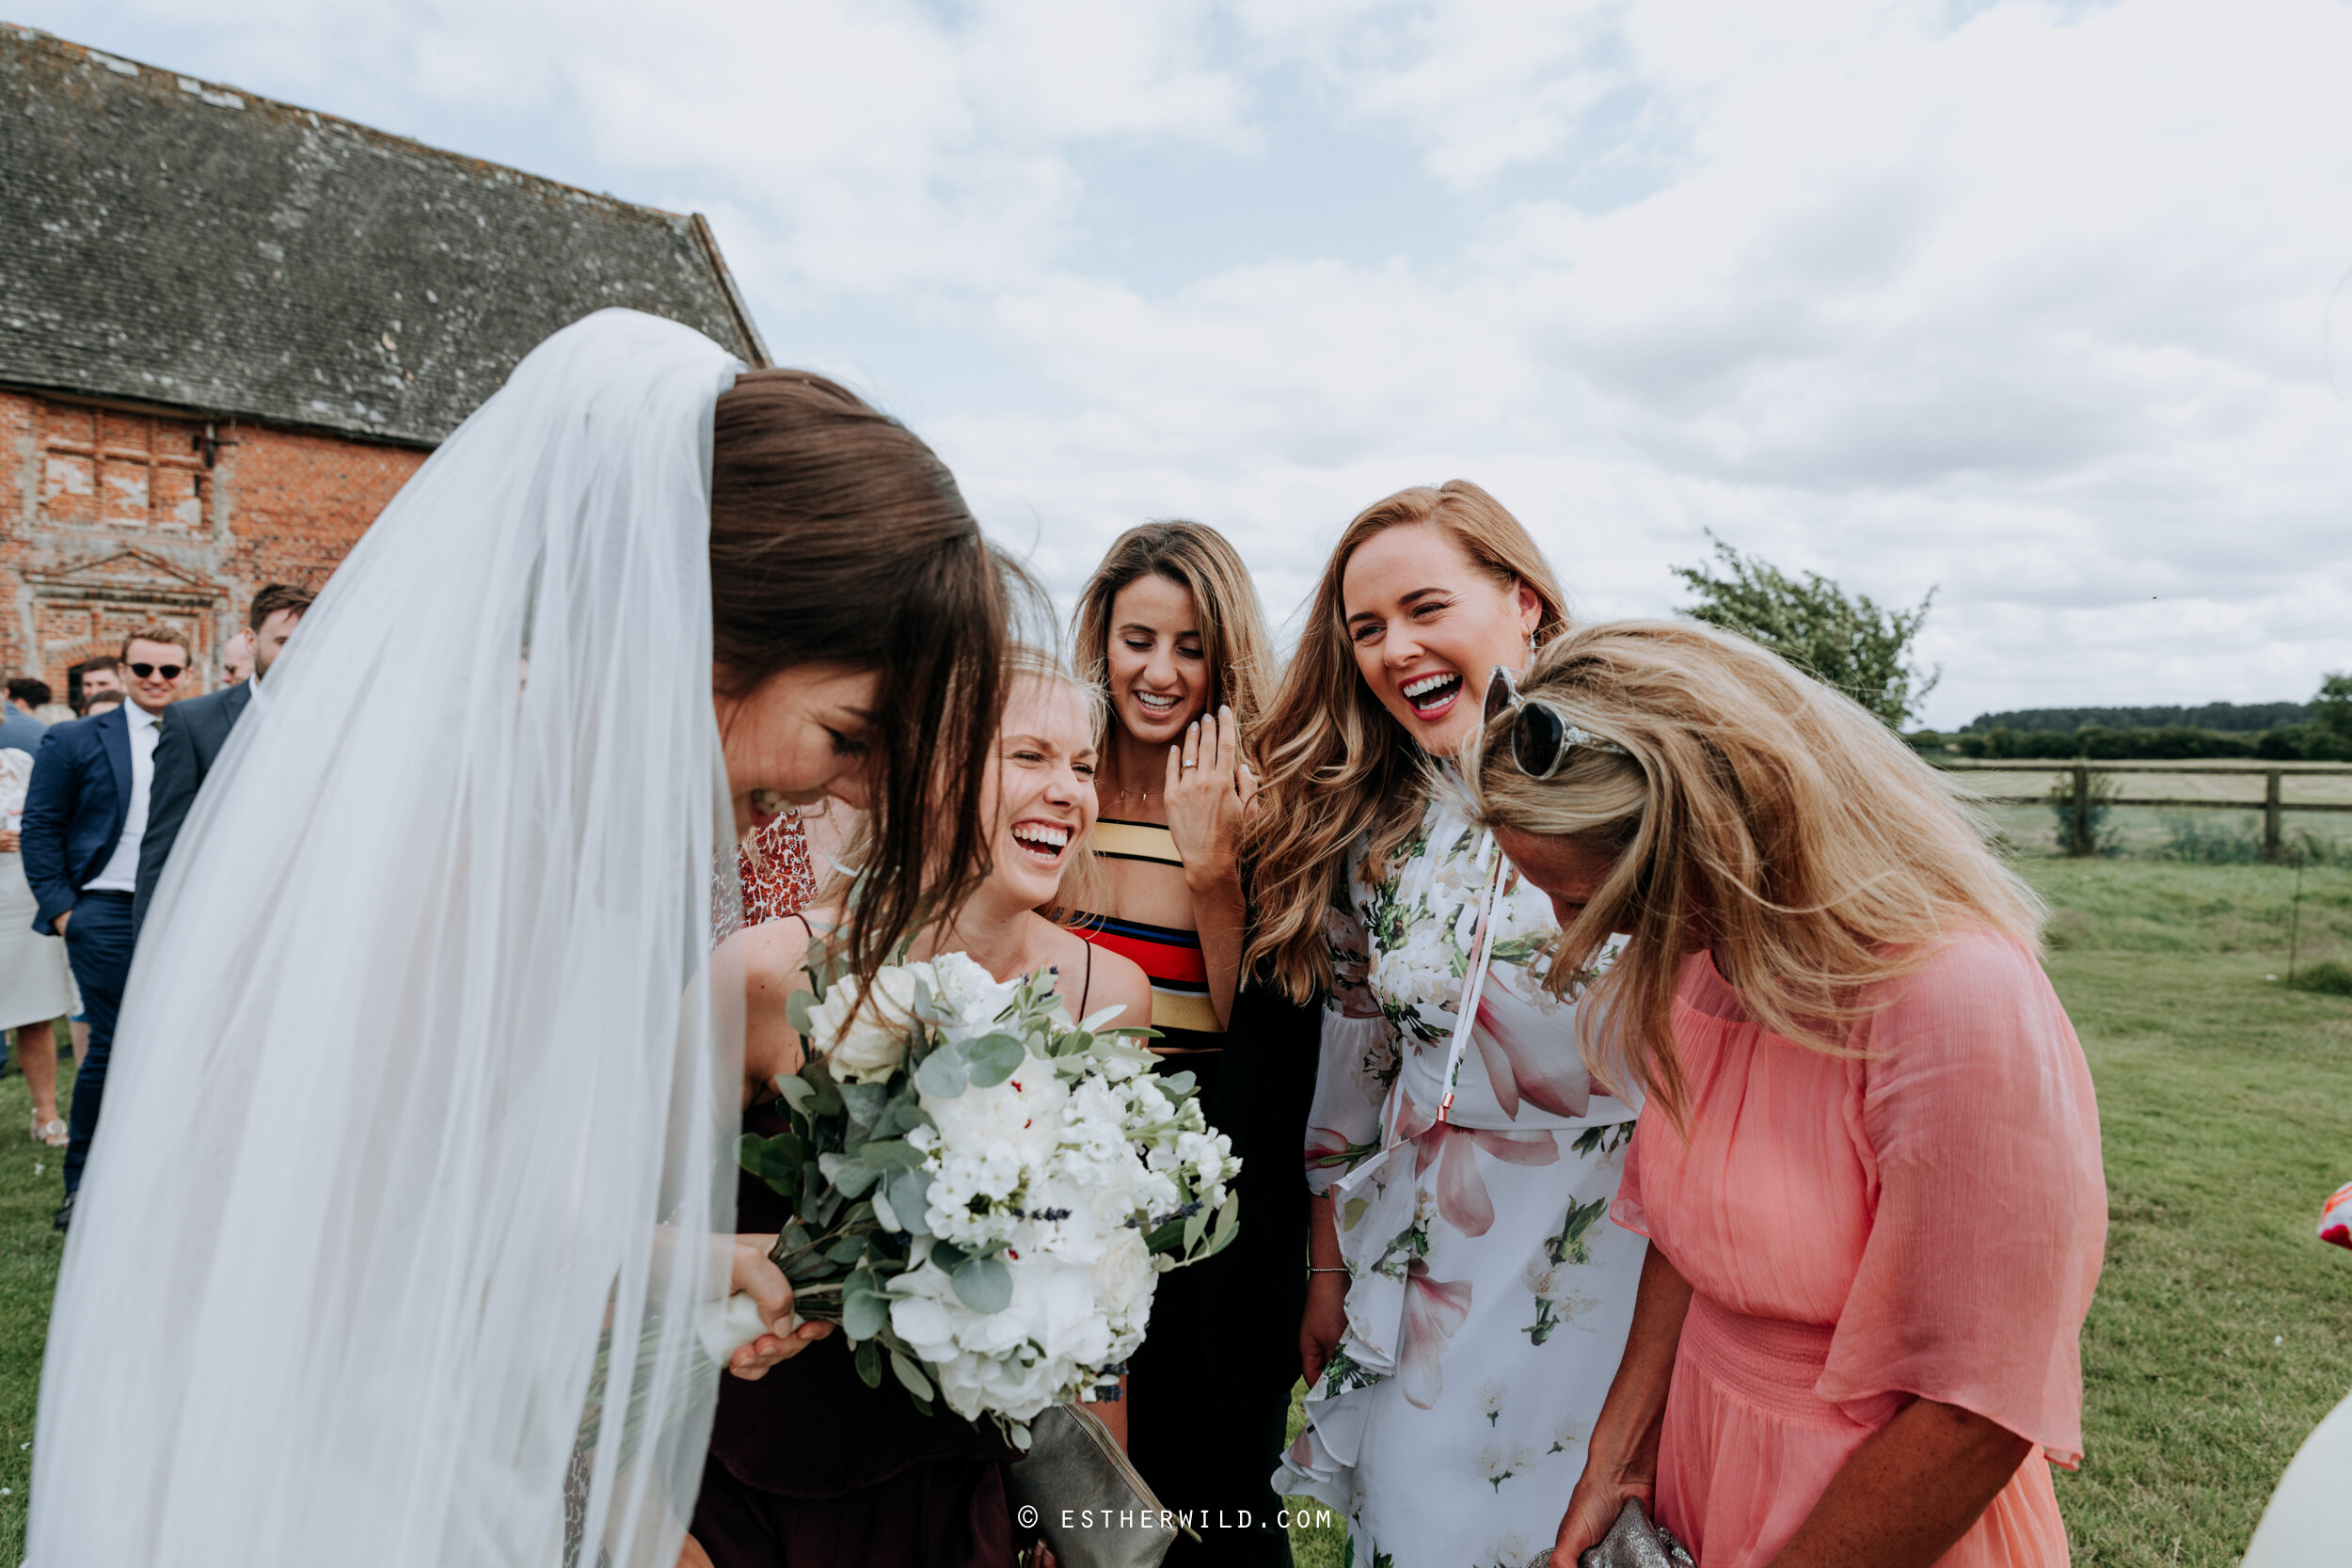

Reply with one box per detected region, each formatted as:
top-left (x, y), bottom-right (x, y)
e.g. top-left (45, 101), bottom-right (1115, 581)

top-left (1929, 760), bottom-right (2352, 859)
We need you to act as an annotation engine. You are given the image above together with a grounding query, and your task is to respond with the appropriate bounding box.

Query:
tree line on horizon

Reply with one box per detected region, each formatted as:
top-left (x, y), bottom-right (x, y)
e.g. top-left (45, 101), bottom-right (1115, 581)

top-left (1673, 538), bottom-right (2350, 763)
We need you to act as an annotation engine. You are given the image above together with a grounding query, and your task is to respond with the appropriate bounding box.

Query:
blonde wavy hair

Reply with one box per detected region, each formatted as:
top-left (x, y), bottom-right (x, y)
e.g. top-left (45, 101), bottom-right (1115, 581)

top-left (1459, 619), bottom-right (2043, 1121)
top-left (1071, 521), bottom-right (1277, 760)
top-left (1245, 481), bottom-right (1570, 1002)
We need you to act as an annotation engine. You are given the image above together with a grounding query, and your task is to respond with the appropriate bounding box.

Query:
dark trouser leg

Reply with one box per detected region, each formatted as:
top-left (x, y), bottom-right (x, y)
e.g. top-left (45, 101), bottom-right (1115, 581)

top-left (691, 1453), bottom-right (1016, 1568)
top-left (60, 893), bottom-right (134, 1196)
top-left (1128, 1262), bottom-right (1298, 1568)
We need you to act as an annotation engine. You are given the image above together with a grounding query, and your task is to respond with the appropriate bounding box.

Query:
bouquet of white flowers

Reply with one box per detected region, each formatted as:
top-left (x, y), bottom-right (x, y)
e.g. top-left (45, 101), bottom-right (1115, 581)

top-left (718, 938), bottom-right (1241, 1445)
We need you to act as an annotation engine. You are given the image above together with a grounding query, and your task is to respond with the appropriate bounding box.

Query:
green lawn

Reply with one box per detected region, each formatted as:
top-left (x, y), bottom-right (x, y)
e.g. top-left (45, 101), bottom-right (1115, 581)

top-left (6, 863), bottom-right (2348, 1565)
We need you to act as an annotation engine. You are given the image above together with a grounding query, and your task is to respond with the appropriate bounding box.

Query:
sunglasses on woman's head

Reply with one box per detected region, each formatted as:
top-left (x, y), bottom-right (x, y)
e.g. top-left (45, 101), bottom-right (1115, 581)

top-left (128, 662), bottom-right (183, 681)
top-left (1482, 665), bottom-right (1625, 780)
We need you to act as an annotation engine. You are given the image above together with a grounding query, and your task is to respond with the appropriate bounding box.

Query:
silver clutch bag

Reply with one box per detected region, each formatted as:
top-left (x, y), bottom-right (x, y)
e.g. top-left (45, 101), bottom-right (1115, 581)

top-left (1563, 1499), bottom-right (1696, 1568)
top-left (1005, 1403), bottom-right (1190, 1568)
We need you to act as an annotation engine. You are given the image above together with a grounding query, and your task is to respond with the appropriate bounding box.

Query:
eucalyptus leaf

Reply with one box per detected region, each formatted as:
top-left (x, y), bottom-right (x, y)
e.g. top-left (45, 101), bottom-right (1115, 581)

top-left (856, 1139), bottom-right (926, 1170)
top-left (785, 987), bottom-right (815, 1040)
top-left (824, 1236), bottom-right (868, 1265)
top-left (929, 1239), bottom-right (969, 1273)
top-left (818, 1153), bottom-right (881, 1197)
top-left (888, 1348), bottom-right (936, 1402)
top-left (844, 1282), bottom-right (890, 1340)
top-left (803, 1065), bottom-right (845, 1118)
top-left (886, 1169), bottom-right (934, 1237)
top-left (962, 1033), bottom-right (1026, 1088)
top-left (839, 1082), bottom-right (888, 1128)
top-left (914, 1046), bottom-right (970, 1100)
top-left (1157, 1070), bottom-right (1198, 1099)
top-left (854, 1338), bottom-right (882, 1387)
top-left (871, 1185), bottom-right (901, 1233)
top-left (950, 1253), bottom-right (1013, 1314)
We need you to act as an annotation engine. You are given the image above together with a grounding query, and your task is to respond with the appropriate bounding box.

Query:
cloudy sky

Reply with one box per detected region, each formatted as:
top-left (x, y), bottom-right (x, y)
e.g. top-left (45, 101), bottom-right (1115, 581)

top-left (29, 0), bottom-right (2352, 726)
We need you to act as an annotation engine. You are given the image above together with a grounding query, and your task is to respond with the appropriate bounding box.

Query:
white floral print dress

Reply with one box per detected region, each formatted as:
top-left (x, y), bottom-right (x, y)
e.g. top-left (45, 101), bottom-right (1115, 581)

top-left (1274, 789), bottom-right (1645, 1568)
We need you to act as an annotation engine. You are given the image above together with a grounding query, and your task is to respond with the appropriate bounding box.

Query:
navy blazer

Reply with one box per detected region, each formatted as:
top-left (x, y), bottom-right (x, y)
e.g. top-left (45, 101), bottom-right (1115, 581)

top-left (20, 705), bottom-right (133, 935)
top-left (133, 681), bottom-right (252, 936)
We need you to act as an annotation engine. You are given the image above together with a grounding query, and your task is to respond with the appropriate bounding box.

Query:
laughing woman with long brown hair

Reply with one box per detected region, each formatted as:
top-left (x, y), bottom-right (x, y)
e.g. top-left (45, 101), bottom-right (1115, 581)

top-left (1060, 522), bottom-right (1323, 1565)
top-left (1249, 483), bottom-right (1645, 1568)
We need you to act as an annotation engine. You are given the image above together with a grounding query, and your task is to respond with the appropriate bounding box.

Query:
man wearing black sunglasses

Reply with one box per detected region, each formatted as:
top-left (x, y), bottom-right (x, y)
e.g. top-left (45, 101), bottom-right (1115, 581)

top-left (135, 584), bottom-right (314, 940)
top-left (20, 623), bottom-right (189, 1229)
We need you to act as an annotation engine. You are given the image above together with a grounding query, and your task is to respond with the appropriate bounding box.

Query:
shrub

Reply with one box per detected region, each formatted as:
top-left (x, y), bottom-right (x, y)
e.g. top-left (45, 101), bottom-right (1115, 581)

top-left (2281, 830), bottom-right (2350, 868)
top-left (2047, 772), bottom-right (2122, 855)
top-left (2288, 959), bottom-right (2352, 997)
top-left (2155, 813), bottom-right (2264, 864)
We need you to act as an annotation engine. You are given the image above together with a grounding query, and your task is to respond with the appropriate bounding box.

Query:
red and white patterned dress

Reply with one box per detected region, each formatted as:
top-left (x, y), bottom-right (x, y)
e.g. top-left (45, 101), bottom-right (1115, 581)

top-left (738, 812), bottom-right (817, 927)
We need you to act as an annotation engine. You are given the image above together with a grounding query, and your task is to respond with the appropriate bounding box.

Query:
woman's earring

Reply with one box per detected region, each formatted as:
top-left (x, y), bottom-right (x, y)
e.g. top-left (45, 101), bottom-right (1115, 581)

top-left (1526, 629), bottom-right (1538, 659)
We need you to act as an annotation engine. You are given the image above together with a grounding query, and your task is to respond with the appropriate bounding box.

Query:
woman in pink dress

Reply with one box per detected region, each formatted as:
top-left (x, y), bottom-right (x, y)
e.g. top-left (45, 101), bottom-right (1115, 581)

top-left (1460, 619), bottom-right (2107, 1568)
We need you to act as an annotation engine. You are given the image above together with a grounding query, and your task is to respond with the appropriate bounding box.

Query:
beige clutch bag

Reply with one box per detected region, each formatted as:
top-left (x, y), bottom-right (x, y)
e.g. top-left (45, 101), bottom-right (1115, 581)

top-left (1004, 1404), bottom-right (1191, 1568)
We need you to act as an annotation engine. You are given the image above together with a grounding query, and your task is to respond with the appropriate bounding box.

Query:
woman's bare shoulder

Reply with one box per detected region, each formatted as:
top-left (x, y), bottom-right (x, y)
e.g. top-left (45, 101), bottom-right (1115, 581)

top-left (1051, 920), bottom-right (1152, 1028)
top-left (730, 904), bottom-right (844, 988)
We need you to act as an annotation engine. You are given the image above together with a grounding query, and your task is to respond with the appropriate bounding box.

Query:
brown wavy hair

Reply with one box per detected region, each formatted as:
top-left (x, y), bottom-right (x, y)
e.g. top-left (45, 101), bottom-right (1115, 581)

top-left (1244, 481), bottom-right (1569, 1002)
top-left (1459, 619), bottom-right (2043, 1121)
top-left (709, 369), bottom-right (1015, 982)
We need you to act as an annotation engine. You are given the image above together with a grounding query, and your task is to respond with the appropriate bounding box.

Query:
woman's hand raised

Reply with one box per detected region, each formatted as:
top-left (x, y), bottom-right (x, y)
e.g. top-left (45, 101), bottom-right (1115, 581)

top-left (725, 1232), bottom-right (832, 1380)
top-left (1164, 705), bottom-right (1256, 895)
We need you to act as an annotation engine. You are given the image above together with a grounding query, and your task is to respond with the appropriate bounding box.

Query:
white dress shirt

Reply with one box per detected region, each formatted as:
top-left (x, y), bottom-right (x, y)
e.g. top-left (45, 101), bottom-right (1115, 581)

top-left (84, 700), bottom-right (163, 892)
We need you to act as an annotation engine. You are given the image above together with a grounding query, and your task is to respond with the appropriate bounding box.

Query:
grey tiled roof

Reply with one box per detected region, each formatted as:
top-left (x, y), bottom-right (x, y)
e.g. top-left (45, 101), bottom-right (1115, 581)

top-left (0, 26), bottom-right (768, 445)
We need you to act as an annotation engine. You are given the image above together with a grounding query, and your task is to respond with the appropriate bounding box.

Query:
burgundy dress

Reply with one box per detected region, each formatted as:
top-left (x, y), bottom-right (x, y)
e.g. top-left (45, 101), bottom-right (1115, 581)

top-left (694, 813), bottom-right (1018, 1568)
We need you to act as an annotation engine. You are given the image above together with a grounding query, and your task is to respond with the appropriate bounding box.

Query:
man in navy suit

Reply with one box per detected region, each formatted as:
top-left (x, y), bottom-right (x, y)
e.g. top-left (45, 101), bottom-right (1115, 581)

top-left (135, 584), bottom-right (313, 938)
top-left (22, 625), bottom-right (191, 1228)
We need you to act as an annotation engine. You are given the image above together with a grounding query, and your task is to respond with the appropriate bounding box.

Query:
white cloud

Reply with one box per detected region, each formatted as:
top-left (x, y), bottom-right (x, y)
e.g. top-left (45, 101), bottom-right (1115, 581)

top-left (26, 0), bottom-right (2352, 724)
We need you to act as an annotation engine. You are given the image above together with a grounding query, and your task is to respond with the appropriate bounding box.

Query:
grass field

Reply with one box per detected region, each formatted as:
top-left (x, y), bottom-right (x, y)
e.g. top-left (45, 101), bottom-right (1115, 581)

top-left (4, 861), bottom-right (2349, 1566)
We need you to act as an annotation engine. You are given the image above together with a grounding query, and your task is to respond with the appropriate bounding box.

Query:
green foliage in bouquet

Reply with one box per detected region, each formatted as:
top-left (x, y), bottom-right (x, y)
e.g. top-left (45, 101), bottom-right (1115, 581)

top-left (737, 934), bottom-right (1242, 1443)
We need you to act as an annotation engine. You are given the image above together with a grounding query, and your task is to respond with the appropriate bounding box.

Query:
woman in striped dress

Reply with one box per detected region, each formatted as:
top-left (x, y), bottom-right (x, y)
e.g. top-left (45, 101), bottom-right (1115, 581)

top-left (1063, 522), bottom-right (1319, 1565)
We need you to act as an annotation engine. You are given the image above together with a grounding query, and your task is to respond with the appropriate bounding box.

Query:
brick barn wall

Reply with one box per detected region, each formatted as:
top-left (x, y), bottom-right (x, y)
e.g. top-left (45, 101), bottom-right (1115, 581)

top-left (0, 388), bottom-right (424, 700)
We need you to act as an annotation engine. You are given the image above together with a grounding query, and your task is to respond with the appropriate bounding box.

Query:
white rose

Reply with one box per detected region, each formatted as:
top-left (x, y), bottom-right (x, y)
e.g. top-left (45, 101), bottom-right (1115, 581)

top-left (1090, 1228), bottom-right (1157, 1332)
top-left (803, 965), bottom-right (926, 1084)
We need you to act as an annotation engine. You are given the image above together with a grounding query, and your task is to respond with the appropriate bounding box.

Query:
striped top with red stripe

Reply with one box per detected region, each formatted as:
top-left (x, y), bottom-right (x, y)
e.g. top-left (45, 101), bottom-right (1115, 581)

top-left (1069, 817), bottom-right (1222, 1050)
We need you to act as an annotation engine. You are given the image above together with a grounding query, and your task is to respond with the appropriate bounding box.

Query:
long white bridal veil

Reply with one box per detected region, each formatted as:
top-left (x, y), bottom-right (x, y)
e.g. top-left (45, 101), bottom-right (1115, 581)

top-left (30, 309), bottom-right (747, 1567)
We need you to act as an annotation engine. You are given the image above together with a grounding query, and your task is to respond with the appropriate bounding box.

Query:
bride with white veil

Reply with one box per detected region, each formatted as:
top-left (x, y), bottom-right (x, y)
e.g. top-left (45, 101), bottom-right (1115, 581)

top-left (27, 309), bottom-right (1016, 1567)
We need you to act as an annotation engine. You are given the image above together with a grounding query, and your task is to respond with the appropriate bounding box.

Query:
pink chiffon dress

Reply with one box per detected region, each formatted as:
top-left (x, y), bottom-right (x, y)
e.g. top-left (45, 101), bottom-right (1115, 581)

top-left (1613, 932), bottom-right (2106, 1568)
